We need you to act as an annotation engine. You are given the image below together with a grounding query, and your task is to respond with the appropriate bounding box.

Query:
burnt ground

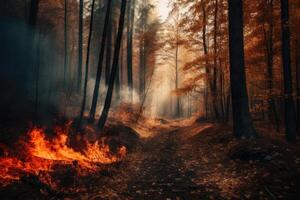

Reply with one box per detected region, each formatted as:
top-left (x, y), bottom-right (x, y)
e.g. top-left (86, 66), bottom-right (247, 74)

top-left (1, 120), bottom-right (300, 199)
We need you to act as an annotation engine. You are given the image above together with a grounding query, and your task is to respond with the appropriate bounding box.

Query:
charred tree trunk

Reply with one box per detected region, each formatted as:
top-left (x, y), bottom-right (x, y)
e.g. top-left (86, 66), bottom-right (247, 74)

top-left (78, 0), bottom-right (96, 127)
top-left (64, 0), bottom-right (68, 91)
top-left (227, 0), bottom-right (257, 138)
top-left (105, 10), bottom-right (113, 86)
top-left (296, 38), bottom-right (300, 133)
top-left (280, 0), bottom-right (297, 142)
top-left (98, 0), bottom-right (127, 129)
top-left (77, 0), bottom-right (83, 92)
top-left (127, 0), bottom-right (136, 101)
top-left (114, 23), bottom-right (121, 101)
top-left (88, 0), bottom-right (113, 122)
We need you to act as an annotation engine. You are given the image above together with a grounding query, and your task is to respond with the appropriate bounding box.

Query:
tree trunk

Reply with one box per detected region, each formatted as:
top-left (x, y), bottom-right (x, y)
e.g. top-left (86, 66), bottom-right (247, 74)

top-left (280, 0), bottom-right (297, 142)
top-left (139, 3), bottom-right (148, 97)
top-left (78, 0), bottom-right (96, 126)
top-left (212, 0), bottom-right (220, 121)
top-left (114, 23), bottom-right (121, 101)
top-left (175, 26), bottom-right (180, 118)
top-left (77, 0), bottom-right (83, 92)
top-left (201, 0), bottom-right (209, 119)
top-left (127, 0), bottom-right (136, 101)
top-left (98, 0), bottom-right (127, 129)
top-left (28, 0), bottom-right (39, 27)
top-left (105, 8), bottom-right (113, 86)
top-left (227, 0), bottom-right (257, 138)
top-left (64, 0), bottom-right (68, 91)
top-left (263, 0), bottom-right (280, 130)
top-left (296, 38), bottom-right (300, 133)
top-left (139, 38), bottom-right (145, 96)
top-left (88, 0), bottom-right (113, 122)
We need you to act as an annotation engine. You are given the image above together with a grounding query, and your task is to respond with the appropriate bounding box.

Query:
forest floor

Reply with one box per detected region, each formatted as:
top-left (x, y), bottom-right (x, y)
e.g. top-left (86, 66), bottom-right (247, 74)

top-left (1, 118), bottom-right (300, 200)
top-left (65, 119), bottom-right (300, 200)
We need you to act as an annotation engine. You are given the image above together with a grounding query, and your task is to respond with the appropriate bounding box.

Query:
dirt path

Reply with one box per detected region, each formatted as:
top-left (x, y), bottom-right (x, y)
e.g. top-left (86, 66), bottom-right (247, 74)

top-left (123, 127), bottom-right (218, 200)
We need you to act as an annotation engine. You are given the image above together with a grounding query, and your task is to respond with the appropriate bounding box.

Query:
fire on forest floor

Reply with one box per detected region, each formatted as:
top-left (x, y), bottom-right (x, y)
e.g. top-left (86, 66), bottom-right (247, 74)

top-left (0, 122), bottom-right (127, 191)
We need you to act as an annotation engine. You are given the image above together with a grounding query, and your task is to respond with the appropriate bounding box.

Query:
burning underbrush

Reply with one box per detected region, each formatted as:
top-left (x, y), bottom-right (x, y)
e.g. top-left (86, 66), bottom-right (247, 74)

top-left (0, 122), bottom-right (127, 190)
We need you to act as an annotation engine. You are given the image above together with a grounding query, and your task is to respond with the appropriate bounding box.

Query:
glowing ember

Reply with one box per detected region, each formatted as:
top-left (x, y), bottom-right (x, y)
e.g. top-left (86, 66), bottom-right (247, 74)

top-left (0, 125), bottom-right (126, 185)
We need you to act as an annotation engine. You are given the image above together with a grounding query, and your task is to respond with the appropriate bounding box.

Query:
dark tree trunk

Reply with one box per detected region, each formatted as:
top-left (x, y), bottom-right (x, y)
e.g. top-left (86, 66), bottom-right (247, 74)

top-left (280, 0), bottom-right (297, 142)
top-left (98, 0), bottom-right (127, 129)
top-left (64, 0), bottom-right (68, 90)
top-left (227, 0), bottom-right (257, 138)
top-left (201, 0), bottom-right (209, 119)
top-left (212, 0), bottom-right (220, 121)
top-left (115, 24), bottom-right (121, 101)
top-left (175, 40), bottom-right (180, 118)
top-left (88, 0), bottom-right (113, 122)
top-left (139, 4), bottom-right (148, 97)
top-left (28, 0), bottom-right (39, 27)
top-left (263, 0), bottom-right (280, 130)
top-left (296, 38), bottom-right (300, 133)
top-left (127, 0), bottom-right (136, 101)
top-left (77, 0), bottom-right (83, 92)
top-left (78, 0), bottom-right (96, 126)
top-left (175, 19), bottom-right (180, 118)
top-left (105, 12), bottom-right (113, 86)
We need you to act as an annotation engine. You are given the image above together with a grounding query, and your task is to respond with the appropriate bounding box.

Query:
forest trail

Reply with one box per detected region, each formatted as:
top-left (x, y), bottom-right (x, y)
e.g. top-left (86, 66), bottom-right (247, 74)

top-left (120, 122), bottom-right (222, 200)
top-left (126, 128), bottom-right (209, 199)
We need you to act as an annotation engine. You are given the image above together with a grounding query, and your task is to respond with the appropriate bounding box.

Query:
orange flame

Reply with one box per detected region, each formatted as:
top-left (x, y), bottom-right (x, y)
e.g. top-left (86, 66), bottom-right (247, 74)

top-left (0, 126), bottom-right (126, 185)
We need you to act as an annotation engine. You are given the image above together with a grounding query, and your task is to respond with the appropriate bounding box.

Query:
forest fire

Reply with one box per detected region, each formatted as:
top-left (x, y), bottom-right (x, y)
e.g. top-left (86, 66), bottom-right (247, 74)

top-left (0, 125), bottom-right (126, 186)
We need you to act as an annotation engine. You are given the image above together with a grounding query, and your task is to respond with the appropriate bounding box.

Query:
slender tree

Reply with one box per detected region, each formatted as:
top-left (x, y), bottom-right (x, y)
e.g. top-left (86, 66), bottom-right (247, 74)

top-left (138, 1), bottom-right (149, 97)
top-left (175, 24), bottom-right (180, 118)
top-left (212, 0), bottom-right (220, 120)
top-left (77, 0), bottom-right (83, 92)
top-left (296, 38), bottom-right (300, 132)
top-left (64, 0), bottom-right (68, 90)
top-left (127, 0), bottom-right (136, 101)
top-left (115, 23), bottom-right (121, 101)
top-left (201, 0), bottom-right (209, 119)
top-left (89, 0), bottom-right (113, 122)
top-left (263, 0), bottom-right (279, 130)
top-left (78, 0), bottom-right (96, 127)
top-left (227, 0), bottom-right (257, 138)
top-left (105, 1), bottom-right (114, 86)
top-left (98, 0), bottom-right (127, 129)
top-left (280, 0), bottom-right (297, 142)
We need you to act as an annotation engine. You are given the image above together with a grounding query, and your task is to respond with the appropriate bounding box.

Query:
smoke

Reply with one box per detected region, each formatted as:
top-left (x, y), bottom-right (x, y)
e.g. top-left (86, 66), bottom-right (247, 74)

top-left (0, 19), bottom-right (83, 126)
top-left (83, 78), bottom-right (140, 118)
